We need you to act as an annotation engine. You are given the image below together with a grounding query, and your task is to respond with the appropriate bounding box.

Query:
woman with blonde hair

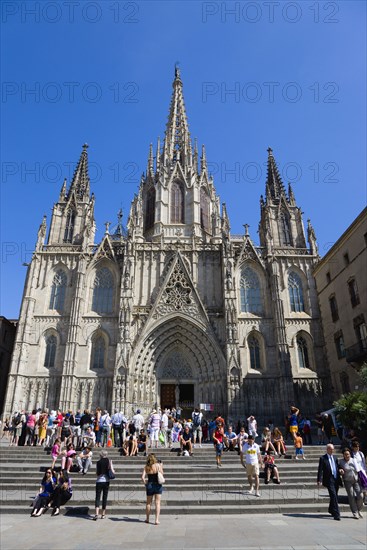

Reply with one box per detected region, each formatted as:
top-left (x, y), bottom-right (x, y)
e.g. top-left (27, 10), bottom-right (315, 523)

top-left (141, 453), bottom-right (164, 525)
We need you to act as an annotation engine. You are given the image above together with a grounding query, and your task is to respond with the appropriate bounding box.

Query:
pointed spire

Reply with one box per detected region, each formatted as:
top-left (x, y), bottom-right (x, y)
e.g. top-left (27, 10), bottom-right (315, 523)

top-left (155, 137), bottom-right (161, 172)
top-left (67, 143), bottom-right (90, 200)
top-left (288, 182), bottom-right (296, 206)
top-left (163, 66), bottom-right (192, 168)
top-left (307, 218), bottom-right (318, 255)
top-left (147, 143), bottom-right (154, 174)
top-left (265, 147), bottom-right (287, 202)
top-left (193, 138), bottom-right (198, 172)
top-left (59, 178), bottom-right (67, 201)
top-left (200, 144), bottom-right (207, 173)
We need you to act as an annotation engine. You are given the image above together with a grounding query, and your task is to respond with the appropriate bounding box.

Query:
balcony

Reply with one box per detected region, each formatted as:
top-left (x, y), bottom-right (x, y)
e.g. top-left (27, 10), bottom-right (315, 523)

top-left (345, 338), bottom-right (367, 364)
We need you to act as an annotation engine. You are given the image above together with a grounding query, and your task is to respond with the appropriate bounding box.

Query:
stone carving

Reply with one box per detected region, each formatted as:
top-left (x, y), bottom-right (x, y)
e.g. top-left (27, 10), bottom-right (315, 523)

top-left (161, 352), bottom-right (193, 379)
top-left (154, 260), bottom-right (199, 318)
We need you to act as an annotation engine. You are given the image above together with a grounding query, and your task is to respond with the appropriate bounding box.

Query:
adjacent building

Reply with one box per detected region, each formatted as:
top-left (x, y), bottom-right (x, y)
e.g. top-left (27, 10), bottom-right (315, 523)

top-left (4, 69), bottom-right (332, 423)
top-left (313, 207), bottom-right (367, 398)
top-left (0, 317), bottom-right (17, 414)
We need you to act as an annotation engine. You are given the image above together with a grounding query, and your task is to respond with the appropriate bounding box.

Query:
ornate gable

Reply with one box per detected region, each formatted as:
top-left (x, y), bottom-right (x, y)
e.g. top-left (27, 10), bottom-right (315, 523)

top-left (94, 235), bottom-right (115, 262)
top-left (235, 236), bottom-right (264, 269)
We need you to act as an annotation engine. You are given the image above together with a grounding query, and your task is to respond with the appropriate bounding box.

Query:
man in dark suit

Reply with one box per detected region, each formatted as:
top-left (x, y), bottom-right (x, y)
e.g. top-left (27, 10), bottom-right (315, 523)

top-left (317, 443), bottom-right (342, 520)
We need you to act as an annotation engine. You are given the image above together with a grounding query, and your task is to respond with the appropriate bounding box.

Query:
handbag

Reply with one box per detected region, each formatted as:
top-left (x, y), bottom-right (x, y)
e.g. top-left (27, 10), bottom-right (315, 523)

top-left (159, 431), bottom-right (165, 444)
top-left (157, 465), bottom-right (165, 484)
top-left (107, 459), bottom-right (115, 480)
top-left (358, 469), bottom-right (367, 489)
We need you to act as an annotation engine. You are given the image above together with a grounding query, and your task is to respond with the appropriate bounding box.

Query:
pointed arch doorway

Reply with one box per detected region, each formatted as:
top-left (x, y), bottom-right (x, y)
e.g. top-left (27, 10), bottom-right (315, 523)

top-left (158, 350), bottom-right (195, 416)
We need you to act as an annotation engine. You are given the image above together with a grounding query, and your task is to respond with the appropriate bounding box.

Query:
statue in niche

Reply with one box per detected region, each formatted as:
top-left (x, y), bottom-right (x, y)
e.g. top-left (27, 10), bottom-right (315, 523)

top-left (225, 262), bottom-right (233, 290)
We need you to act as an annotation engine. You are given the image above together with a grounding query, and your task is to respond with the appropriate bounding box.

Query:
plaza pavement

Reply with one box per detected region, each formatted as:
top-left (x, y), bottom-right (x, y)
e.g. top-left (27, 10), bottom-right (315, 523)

top-left (1, 511), bottom-right (366, 550)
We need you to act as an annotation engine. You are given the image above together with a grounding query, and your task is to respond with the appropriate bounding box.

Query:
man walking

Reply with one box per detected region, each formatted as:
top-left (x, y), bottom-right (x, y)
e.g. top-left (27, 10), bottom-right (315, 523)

top-left (111, 410), bottom-right (127, 447)
top-left (192, 407), bottom-right (203, 448)
top-left (240, 434), bottom-right (263, 497)
top-left (317, 443), bottom-right (342, 520)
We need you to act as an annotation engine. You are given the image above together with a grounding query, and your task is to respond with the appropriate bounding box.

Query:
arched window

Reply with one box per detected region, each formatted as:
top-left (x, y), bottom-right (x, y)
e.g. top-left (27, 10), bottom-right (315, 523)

top-left (288, 272), bottom-right (305, 312)
top-left (44, 335), bottom-right (57, 368)
top-left (64, 210), bottom-right (76, 243)
top-left (280, 212), bottom-right (292, 246)
top-left (297, 336), bottom-right (310, 369)
top-left (145, 187), bottom-right (155, 230)
top-left (49, 270), bottom-right (67, 311)
top-left (248, 335), bottom-right (261, 369)
top-left (91, 335), bottom-right (105, 369)
top-left (170, 181), bottom-right (184, 223)
top-left (240, 267), bottom-right (262, 314)
top-left (92, 268), bottom-right (113, 314)
top-left (200, 188), bottom-right (210, 232)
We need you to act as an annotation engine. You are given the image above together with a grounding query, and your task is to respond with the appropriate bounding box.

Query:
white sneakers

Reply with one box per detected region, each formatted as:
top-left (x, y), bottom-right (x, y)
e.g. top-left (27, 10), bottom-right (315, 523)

top-left (248, 487), bottom-right (254, 494)
top-left (255, 491), bottom-right (261, 497)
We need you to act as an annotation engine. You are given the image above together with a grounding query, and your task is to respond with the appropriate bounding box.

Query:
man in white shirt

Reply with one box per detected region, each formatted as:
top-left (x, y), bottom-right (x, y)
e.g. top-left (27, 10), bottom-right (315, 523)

top-left (77, 446), bottom-right (93, 474)
top-left (83, 426), bottom-right (96, 448)
top-left (132, 409), bottom-right (145, 434)
top-left (240, 434), bottom-right (263, 497)
top-left (160, 411), bottom-right (169, 447)
top-left (111, 410), bottom-right (127, 448)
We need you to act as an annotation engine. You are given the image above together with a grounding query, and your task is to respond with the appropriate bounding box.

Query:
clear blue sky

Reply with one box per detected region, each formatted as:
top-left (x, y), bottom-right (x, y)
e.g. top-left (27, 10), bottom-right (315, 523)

top-left (1, 0), bottom-right (366, 318)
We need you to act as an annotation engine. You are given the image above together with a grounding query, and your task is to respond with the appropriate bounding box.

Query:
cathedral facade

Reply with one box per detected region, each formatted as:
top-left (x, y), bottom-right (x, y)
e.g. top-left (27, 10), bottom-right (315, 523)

top-left (4, 69), bottom-right (332, 424)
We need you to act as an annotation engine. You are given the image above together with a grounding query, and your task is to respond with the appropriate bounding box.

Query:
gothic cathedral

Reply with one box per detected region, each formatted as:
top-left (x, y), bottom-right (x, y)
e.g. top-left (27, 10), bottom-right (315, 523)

top-left (5, 69), bottom-right (331, 424)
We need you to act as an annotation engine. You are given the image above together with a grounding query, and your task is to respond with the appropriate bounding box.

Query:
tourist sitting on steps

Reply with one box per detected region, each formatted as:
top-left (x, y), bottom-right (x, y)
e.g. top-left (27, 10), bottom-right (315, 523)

top-left (264, 452), bottom-right (281, 484)
top-left (179, 425), bottom-right (193, 456)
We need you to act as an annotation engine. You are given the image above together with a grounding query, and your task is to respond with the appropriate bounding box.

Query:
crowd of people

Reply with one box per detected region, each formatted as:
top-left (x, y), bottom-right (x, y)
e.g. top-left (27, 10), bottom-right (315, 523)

top-left (1, 404), bottom-right (366, 522)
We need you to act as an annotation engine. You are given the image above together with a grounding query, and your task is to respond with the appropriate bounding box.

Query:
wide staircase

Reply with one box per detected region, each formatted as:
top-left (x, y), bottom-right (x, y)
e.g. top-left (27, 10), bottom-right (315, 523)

top-left (0, 443), bottom-right (351, 516)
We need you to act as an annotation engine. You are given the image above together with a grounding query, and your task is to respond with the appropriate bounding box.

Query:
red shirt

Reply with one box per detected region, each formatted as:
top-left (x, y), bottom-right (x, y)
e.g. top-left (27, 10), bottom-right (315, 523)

top-left (214, 428), bottom-right (224, 443)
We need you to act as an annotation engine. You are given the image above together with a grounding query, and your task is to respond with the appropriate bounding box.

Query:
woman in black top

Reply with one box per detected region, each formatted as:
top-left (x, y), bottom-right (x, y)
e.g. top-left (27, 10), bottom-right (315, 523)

top-left (141, 453), bottom-right (164, 525)
top-left (93, 450), bottom-right (114, 520)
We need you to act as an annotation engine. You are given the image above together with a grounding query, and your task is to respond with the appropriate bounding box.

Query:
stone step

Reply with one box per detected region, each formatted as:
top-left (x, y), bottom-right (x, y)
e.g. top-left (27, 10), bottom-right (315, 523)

top-left (0, 502), bottom-right (352, 515)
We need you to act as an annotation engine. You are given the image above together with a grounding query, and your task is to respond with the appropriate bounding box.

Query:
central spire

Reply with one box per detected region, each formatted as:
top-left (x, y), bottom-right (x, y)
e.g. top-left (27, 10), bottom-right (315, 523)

top-left (162, 66), bottom-right (192, 168)
top-left (265, 147), bottom-right (287, 202)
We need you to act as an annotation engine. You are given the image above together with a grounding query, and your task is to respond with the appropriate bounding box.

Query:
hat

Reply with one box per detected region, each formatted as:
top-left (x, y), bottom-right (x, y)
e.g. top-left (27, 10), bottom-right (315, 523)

top-left (137, 409), bottom-right (141, 414)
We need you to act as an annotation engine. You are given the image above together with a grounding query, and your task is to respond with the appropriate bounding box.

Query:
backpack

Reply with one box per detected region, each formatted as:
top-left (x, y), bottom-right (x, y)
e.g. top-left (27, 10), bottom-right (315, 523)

top-left (193, 413), bottom-right (201, 427)
top-left (13, 413), bottom-right (21, 426)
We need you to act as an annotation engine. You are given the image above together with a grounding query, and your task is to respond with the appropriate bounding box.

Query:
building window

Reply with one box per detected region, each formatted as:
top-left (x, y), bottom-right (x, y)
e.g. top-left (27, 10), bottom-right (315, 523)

top-left (326, 271), bottom-right (331, 284)
top-left (339, 371), bottom-right (350, 394)
top-left (343, 252), bottom-right (350, 266)
top-left (240, 267), bottom-right (262, 314)
top-left (348, 279), bottom-right (360, 307)
top-left (280, 212), bottom-right (292, 246)
top-left (92, 268), bottom-right (113, 314)
top-left (64, 210), bottom-right (76, 243)
top-left (329, 295), bottom-right (339, 322)
top-left (200, 188), bottom-right (210, 232)
top-left (297, 336), bottom-right (310, 369)
top-left (288, 272), bottom-right (305, 312)
top-left (44, 335), bottom-right (57, 368)
top-left (145, 187), bottom-right (155, 230)
top-left (49, 270), bottom-right (67, 311)
top-left (334, 332), bottom-right (346, 359)
top-left (248, 335), bottom-right (261, 369)
top-left (354, 316), bottom-right (367, 346)
top-left (170, 181), bottom-right (184, 223)
top-left (91, 336), bottom-right (105, 369)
